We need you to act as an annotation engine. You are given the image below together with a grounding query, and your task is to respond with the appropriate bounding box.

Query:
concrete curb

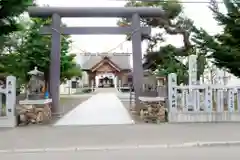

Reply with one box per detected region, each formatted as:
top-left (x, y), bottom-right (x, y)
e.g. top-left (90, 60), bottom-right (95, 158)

top-left (1, 141), bottom-right (240, 153)
top-left (193, 141), bottom-right (240, 147)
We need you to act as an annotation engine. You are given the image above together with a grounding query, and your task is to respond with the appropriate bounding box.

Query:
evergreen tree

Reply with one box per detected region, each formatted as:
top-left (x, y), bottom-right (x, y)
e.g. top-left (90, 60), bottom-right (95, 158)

top-left (192, 0), bottom-right (240, 77)
top-left (118, 0), bottom-right (207, 84)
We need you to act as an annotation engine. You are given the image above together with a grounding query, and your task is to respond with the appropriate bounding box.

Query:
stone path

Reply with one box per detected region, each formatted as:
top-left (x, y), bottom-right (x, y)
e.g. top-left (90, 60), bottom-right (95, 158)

top-left (54, 93), bottom-right (134, 126)
top-left (94, 87), bottom-right (117, 93)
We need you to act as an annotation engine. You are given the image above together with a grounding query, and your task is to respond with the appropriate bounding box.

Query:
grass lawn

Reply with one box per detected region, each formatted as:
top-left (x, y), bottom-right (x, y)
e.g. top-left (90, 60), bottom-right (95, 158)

top-left (59, 98), bottom-right (69, 103)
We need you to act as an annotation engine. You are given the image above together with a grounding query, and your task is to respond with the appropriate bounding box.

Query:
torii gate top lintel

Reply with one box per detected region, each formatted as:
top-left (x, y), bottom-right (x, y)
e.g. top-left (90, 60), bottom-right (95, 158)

top-left (27, 6), bottom-right (165, 115)
top-left (28, 7), bottom-right (165, 18)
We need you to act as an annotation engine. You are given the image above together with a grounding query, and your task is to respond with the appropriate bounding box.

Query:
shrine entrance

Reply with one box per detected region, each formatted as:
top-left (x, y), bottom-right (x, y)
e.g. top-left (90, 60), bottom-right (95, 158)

top-left (28, 6), bottom-right (165, 115)
top-left (96, 72), bottom-right (116, 88)
top-left (99, 77), bottom-right (114, 88)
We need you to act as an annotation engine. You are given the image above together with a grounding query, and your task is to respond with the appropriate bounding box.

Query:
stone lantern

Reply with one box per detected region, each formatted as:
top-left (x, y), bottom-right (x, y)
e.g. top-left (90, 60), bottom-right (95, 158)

top-left (26, 67), bottom-right (44, 99)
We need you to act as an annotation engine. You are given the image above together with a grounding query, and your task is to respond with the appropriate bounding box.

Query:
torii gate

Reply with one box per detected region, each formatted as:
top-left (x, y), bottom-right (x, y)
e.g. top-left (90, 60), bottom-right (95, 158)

top-left (28, 7), bottom-right (165, 116)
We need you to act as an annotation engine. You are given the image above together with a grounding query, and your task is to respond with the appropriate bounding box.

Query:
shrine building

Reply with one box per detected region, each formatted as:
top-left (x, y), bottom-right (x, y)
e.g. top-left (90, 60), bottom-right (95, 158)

top-left (81, 55), bottom-right (132, 88)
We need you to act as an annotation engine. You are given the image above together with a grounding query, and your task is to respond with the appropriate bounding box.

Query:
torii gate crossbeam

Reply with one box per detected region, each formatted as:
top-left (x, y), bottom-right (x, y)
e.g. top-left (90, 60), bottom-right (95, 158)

top-left (40, 27), bottom-right (150, 35)
top-left (28, 7), bottom-right (165, 116)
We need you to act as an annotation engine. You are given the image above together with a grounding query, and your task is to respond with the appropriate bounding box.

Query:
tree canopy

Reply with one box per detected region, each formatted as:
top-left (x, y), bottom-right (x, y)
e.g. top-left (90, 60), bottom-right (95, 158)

top-left (9, 18), bottom-right (82, 84)
top-left (2, 0), bottom-right (239, 87)
top-left (118, 0), bottom-right (207, 84)
top-left (192, 0), bottom-right (240, 78)
top-left (0, 0), bottom-right (33, 37)
top-left (0, 0), bottom-right (34, 75)
top-left (1, 2), bottom-right (82, 86)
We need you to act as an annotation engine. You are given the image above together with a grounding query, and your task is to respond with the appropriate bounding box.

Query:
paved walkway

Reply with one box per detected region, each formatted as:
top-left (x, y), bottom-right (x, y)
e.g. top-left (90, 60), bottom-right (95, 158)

top-left (54, 93), bottom-right (134, 126)
top-left (95, 87), bottom-right (117, 93)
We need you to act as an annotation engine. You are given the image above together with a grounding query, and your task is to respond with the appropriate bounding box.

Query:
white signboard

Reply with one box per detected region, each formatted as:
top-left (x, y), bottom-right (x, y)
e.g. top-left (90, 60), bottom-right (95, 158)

top-left (188, 55), bottom-right (198, 111)
top-left (205, 86), bottom-right (213, 112)
top-left (168, 73), bottom-right (177, 112)
top-left (238, 89), bottom-right (240, 112)
top-left (188, 55), bottom-right (197, 85)
top-left (228, 89), bottom-right (235, 112)
top-left (216, 89), bottom-right (224, 112)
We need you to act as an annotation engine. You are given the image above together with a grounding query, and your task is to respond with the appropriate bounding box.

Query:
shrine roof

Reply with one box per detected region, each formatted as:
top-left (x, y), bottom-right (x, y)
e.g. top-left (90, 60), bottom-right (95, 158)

top-left (82, 54), bottom-right (131, 70)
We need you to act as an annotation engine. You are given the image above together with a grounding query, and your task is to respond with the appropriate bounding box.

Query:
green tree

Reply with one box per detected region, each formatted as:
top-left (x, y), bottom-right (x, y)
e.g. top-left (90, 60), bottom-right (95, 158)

top-left (118, 0), bottom-right (207, 84)
top-left (192, 0), bottom-right (240, 78)
top-left (12, 18), bottom-right (82, 86)
top-left (0, 0), bottom-right (34, 76)
top-left (153, 49), bottom-right (189, 84)
top-left (0, 0), bottom-right (33, 37)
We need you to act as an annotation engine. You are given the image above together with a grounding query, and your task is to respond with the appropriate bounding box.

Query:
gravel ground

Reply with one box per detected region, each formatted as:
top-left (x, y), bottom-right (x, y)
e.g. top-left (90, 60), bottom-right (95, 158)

top-left (59, 97), bottom-right (89, 114)
top-left (16, 94), bottom-right (89, 114)
top-left (121, 101), bottom-right (145, 124)
top-left (14, 95), bottom-right (89, 126)
top-left (49, 97), bottom-right (89, 124)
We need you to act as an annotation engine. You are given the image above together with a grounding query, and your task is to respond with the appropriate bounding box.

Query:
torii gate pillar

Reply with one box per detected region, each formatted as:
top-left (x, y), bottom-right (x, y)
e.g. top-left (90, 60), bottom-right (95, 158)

top-left (50, 13), bottom-right (61, 116)
top-left (28, 7), bottom-right (165, 115)
top-left (131, 13), bottom-right (143, 108)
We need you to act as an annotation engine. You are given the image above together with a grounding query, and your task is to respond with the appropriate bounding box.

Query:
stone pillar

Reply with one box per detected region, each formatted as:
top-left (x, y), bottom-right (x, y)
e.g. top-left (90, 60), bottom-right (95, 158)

top-left (6, 76), bottom-right (16, 117)
top-left (114, 76), bottom-right (117, 88)
top-left (88, 76), bottom-right (92, 88)
top-left (119, 80), bottom-right (122, 88)
top-left (0, 92), bottom-right (2, 116)
top-left (95, 75), bottom-right (99, 88)
top-left (68, 80), bottom-right (72, 94)
top-left (168, 73), bottom-right (177, 113)
top-left (121, 74), bottom-right (126, 85)
top-left (91, 80), bottom-right (94, 91)
top-left (50, 13), bottom-right (61, 116)
top-left (188, 55), bottom-right (198, 111)
top-left (131, 13), bottom-right (144, 109)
